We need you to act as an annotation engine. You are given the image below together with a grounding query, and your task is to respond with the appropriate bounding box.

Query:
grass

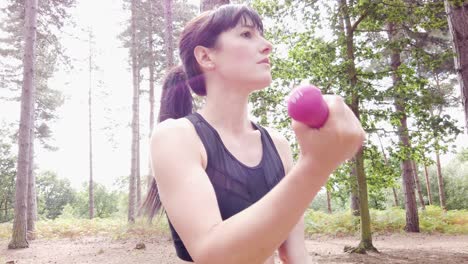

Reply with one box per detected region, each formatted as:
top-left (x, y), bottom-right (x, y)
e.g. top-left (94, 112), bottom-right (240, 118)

top-left (0, 215), bottom-right (171, 240)
top-left (1, 206), bottom-right (466, 240)
top-left (304, 205), bottom-right (468, 236)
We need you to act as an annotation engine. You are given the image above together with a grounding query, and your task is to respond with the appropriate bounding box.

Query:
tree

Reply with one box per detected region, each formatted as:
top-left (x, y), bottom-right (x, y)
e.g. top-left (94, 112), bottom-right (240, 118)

top-left (36, 171), bottom-right (75, 219)
top-left (369, 0), bottom-right (459, 232)
top-left (377, 132), bottom-right (399, 207)
top-left (253, 0), bottom-right (379, 252)
top-left (92, 184), bottom-right (119, 218)
top-left (435, 150), bottom-right (447, 210)
top-left (164, 0), bottom-right (175, 68)
top-left (387, 20), bottom-right (420, 232)
top-left (1, 0), bottom-right (73, 149)
top-left (423, 162), bottom-right (433, 205)
top-left (426, 148), bottom-right (468, 210)
top-left (325, 185), bottom-right (332, 214)
top-left (88, 29), bottom-right (95, 219)
top-left (0, 127), bottom-right (16, 223)
top-left (128, 0), bottom-right (140, 223)
top-left (8, 0), bottom-right (38, 249)
top-left (71, 183), bottom-right (119, 218)
top-left (119, 0), bottom-right (197, 215)
top-left (147, 0), bottom-right (156, 190)
top-left (337, 0), bottom-right (378, 253)
top-left (26, 110), bottom-right (37, 240)
top-left (444, 0), bottom-right (468, 131)
top-left (201, 0), bottom-right (230, 12)
top-left (2, 0), bottom-right (75, 242)
top-left (412, 161), bottom-right (426, 209)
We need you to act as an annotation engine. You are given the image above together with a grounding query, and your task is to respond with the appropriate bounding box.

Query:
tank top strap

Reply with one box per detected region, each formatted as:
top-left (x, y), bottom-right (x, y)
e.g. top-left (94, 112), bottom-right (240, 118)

top-left (251, 122), bottom-right (286, 188)
top-left (185, 113), bottom-right (223, 167)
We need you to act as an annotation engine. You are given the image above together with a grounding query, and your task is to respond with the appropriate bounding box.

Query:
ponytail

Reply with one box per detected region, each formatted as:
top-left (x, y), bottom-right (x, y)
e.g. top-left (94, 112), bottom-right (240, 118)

top-left (158, 65), bottom-right (194, 122)
top-left (140, 65), bottom-right (194, 222)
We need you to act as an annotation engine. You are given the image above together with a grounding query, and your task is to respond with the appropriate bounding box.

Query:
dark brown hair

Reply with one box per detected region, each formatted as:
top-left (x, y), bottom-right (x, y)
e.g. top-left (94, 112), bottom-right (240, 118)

top-left (140, 4), bottom-right (264, 221)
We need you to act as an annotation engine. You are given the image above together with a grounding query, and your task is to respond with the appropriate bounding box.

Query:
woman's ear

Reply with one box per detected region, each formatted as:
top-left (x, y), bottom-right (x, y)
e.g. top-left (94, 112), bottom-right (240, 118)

top-left (194, 45), bottom-right (215, 71)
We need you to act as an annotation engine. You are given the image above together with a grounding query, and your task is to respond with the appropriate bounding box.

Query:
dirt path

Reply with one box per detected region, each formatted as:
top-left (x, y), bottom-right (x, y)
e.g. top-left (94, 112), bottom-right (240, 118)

top-left (1, 234), bottom-right (467, 263)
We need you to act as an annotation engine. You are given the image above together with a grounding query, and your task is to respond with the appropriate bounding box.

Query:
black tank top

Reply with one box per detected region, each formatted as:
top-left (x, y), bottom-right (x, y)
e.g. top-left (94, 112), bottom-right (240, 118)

top-left (168, 112), bottom-right (286, 262)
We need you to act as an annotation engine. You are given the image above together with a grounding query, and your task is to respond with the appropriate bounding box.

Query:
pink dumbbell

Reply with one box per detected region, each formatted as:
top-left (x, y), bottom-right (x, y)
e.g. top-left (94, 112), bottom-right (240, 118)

top-left (287, 84), bottom-right (329, 128)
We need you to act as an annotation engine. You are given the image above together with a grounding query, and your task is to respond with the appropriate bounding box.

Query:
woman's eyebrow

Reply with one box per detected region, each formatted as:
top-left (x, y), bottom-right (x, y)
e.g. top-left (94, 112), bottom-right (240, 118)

top-left (241, 24), bottom-right (255, 28)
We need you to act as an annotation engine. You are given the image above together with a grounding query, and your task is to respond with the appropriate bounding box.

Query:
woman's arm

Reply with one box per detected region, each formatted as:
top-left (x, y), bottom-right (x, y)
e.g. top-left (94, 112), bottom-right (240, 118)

top-left (278, 217), bottom-right (310, 264)
top-left (267, 128), bottom-right (310, 264)
top-left (152, 119), bottom-right (327, 264)
top-left (152, 97), bottom-right (364, 264)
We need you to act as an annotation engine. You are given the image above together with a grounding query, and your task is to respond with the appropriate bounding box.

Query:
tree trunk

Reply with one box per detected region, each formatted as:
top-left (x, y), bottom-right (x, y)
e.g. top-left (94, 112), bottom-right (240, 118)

top-left (163, 0), bottom-right (175, 68)
top-left (4, 200), bottom-right (7, 221)
top-left (88, 30), bottom-right (94, 220)
top-left (387, 22), bottom-right (420, 233)
top-left (423, 163), bottom-right (433, 205)
top-left (444, 0), bottom-right (468, 132)
top-left (137, 129), bottom-right (141, 207)
top-left (350, 165), bottom-right (360, 216)
top-left (392, 188), bottom-right (399, 207)
top-left (354, 150), bottom-right (375, 251)
top-left (377, 132), bottom-right (399, 207)
top-left (9, 0), bottom-right (38, 249)
top-left (435, 149), bottom-right (446, 210)
top-left (26, 110), bottom-right (36, 240)
top-left (412, 161), bottom-right (426, 210)
top-left (339, 0), bottom-right (376, 252)
top-left (326, 187), bottom-right (332, 214)
top-left (200, 0), bottom-right (230, 12)
top-left (128, 0), bottom-right (139, 223)
top-left (147, 0), bottom-right (156, 191)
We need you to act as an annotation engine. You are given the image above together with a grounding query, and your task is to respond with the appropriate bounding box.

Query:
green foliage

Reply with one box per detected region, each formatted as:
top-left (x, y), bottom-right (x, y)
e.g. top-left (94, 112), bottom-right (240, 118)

top-left (0, 0), bottom-right (75, 150)
top-left (364, 145), bottom-right (401, 209)
top-left (456, 147), bottom-right (468, 162)
top-left (418, 206), bottom-right (468, 234)
top-left (36, 171), bottom-right (76, 220)
top-left (250, 0), bottom-right (462, 226)
top-left (448, 0), bottom-right (468, 8)
top-left (425, 150), bottom-right (468, 210)
top-left (0, 126), bottom-right (16, 223)
top-left (0, 206), bottom-right (465, 239)
top-left (326, 163), bottom-right (353, 208)
top-left (70, 183), bottom-right (120, 219)
top-left (304, 206), bottom-right (468, 236)
top-left (0, 217), bottom-right (170, 240)
top-left (119, 0), bottom-right (197, 80)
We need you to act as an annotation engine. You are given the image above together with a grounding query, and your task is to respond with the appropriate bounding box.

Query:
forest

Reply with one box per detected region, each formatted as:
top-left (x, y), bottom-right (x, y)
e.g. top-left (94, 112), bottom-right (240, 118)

top-left (1, 0), bottom-right (467, 263)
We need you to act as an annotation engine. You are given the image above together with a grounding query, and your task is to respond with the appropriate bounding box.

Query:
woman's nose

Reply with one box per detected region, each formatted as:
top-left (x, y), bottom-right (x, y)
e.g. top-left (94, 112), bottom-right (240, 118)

top-left (261, 39), bottom-right (273, 55)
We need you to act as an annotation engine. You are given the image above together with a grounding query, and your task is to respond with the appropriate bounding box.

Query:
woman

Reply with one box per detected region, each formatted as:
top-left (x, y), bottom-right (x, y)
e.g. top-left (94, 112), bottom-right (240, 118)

top-left (142, 4), bottom-right (365, 264)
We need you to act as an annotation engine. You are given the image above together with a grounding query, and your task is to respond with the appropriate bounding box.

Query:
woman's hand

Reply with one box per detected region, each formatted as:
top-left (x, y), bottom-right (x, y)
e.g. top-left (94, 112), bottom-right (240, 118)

top-left (292, 95), bottom-right (366, 175)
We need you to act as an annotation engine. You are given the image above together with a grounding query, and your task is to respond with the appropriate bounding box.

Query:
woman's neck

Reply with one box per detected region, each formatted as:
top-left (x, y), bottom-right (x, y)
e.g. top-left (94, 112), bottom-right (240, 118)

top-left (199, 82), bottom-right (253, 135)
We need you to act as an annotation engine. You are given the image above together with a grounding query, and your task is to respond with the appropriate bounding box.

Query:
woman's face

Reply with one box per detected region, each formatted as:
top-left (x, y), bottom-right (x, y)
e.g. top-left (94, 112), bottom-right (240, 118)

top-left (210, 19), bottom-right (273, 91)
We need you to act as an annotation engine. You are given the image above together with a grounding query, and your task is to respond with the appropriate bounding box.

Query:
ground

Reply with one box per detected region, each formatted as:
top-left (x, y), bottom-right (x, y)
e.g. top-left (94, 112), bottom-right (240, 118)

top-left (1, 233), bottom-right (467, 263)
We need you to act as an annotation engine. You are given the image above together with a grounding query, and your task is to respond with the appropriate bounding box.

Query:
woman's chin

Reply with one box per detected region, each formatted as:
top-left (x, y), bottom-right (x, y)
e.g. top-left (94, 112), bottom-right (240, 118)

top-left (257, 78), bottom-right (272, 89)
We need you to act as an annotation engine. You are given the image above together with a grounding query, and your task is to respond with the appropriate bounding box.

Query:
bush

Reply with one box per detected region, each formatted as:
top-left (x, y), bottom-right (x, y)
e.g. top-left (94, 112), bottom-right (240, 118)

top-left (70, 183), bottom-right (120, 218)
top-left (304, 206), bottom-right (468, 236)
top-left (1, 207), bottom-right (465, 240)
top-left (0, 217), bottom-right (170, 240)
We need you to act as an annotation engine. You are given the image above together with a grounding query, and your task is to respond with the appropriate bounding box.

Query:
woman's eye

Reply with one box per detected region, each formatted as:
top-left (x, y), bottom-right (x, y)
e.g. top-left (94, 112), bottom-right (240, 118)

top-left (241, 31), bottom-right (252, 38)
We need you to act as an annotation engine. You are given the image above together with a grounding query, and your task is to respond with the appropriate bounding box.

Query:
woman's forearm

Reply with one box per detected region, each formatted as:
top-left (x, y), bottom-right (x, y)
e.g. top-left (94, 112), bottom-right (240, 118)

top-left (194, 160), bottom-right (330, 264)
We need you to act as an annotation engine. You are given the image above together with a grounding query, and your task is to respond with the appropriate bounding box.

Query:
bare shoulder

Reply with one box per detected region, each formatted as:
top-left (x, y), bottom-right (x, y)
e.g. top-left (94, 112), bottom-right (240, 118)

top-left (151, 118), bottom-right (193, 138)
top-left (149, 117), bottom-right (204, 165)
top-left (264, 127), bottom-right (290, 151)
top-left (264, 127), bottom-right (294, 171)
top-left (151, 118), bottom-right (197, 147)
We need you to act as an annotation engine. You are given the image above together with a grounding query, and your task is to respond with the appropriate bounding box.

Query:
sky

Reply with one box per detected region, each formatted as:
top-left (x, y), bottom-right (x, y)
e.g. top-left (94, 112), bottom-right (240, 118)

top-left (1, 0), bottom-right (467, 191)
top-left (35, 0), bottom-right (135, 189)
top-left (35, 0), bottom-right (200, 190)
